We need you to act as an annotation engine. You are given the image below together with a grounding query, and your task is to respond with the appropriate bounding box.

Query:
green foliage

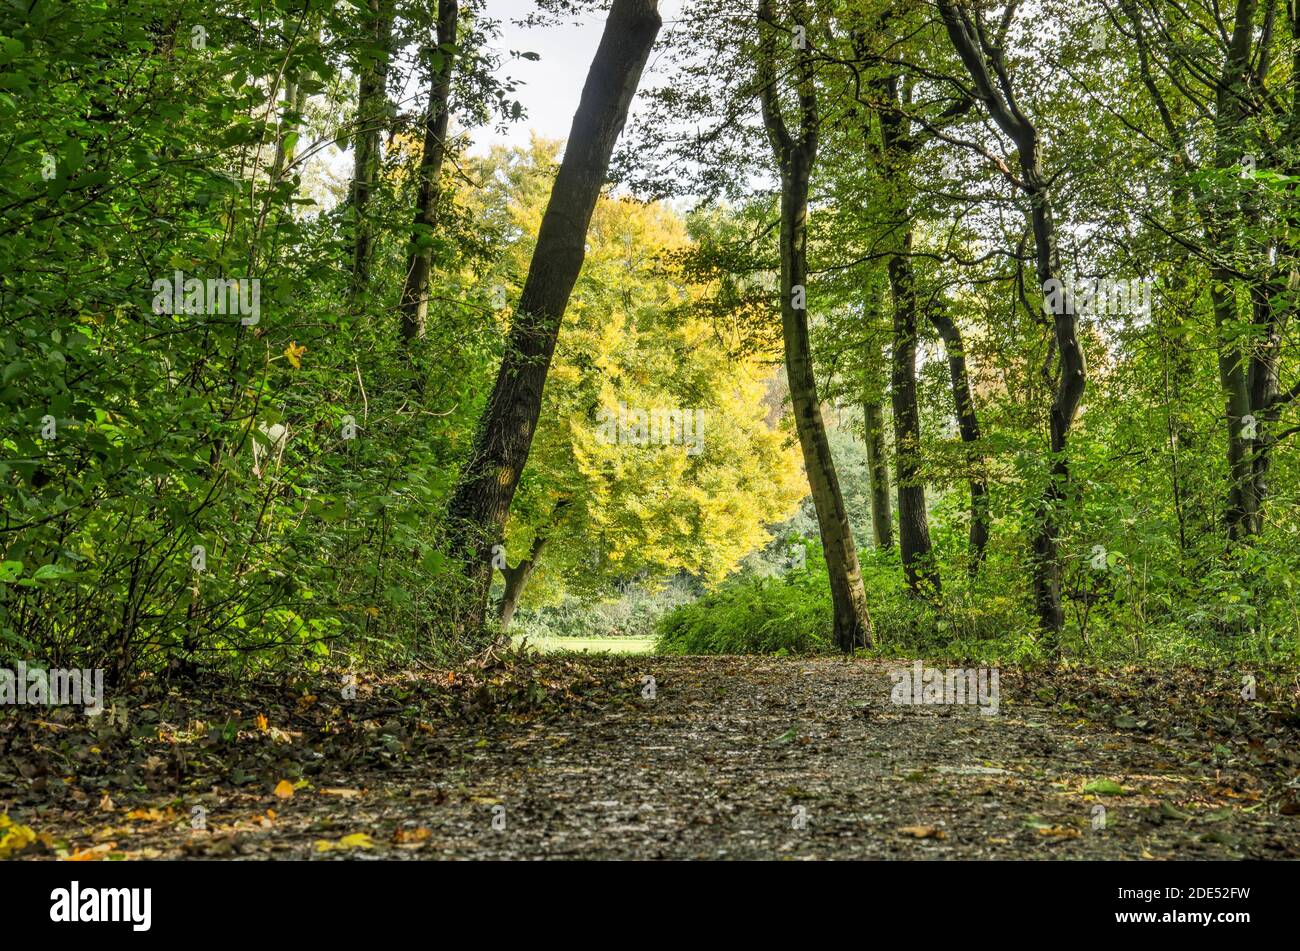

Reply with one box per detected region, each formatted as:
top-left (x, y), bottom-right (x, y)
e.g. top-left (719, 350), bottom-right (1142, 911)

top-left (5, 0), bottom-right (1300, 678)
top-left (655, 569), bottom-right (833, 656)
top-left (0, 0), bottom-right (497, 673)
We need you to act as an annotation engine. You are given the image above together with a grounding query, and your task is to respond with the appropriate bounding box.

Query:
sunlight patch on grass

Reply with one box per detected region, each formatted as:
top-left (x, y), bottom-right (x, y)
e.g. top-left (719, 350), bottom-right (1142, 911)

top-left (513, 635), bottom-right (656, 655)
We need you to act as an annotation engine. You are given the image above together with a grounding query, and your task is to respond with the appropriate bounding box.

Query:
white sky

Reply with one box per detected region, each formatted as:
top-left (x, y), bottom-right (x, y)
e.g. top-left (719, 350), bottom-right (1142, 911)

top-left (471, 0), bottom-right (682, 153)
top-left (308, 1), bottom-right (681, 208)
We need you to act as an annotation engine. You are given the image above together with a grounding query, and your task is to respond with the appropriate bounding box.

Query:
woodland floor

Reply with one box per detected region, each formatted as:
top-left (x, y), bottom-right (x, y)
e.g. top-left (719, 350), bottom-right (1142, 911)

top-left (3, 653), bottom-right (1299, 860)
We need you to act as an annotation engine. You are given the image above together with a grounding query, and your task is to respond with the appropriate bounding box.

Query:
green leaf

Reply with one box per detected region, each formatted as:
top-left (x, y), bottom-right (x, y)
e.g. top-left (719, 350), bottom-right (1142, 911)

top-left (1082, 779), bottom-right (1124, 795)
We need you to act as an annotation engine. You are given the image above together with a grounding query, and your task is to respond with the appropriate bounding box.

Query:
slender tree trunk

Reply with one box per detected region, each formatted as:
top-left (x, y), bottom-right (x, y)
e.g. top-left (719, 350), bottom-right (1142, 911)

top-left (399, 0), bottom-right (458, 342)
top-left (758, 0), bottom-right (873, 650)
top-left (498, 536), bottom-right (547, 630)
top-left (1256, 10), bottom-right (1300, 520)
top-left (864, 398), bottom-right (893, 550)
top-left (863, 285), bottom-right (892, 551)
top-left (268, 79), bottom-right (303, 187)
top-left (1121, 0), bottom-right (1202, 550)
top-left (929, 304), bottom-right (988, 566)
top-left (1204, 0), bottom-right (1261, 539)
top-left (939, 1), bottom-right (1086, 641)
top-left (256, 74), bottom-right (309, 249)
top-left (782, 157), bottom-right (874, 649)
top-left (1165, 182), bottom-right (1197, 552)
top-left (887, 243), bottom-right (938, 594)
top-left (444, 0), bottom-right (662, 633)
top-left (498, 500), bottom-right (569, 629)
top-left (349, 0), bottom-right (393, 303)
top-left (873, 74), bottom-right (936, 590)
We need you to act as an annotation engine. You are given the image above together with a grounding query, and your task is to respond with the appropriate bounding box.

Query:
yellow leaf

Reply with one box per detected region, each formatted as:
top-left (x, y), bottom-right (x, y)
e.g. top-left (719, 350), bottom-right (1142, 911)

top-left (255, 713), bottom-right (268, 732)
top-left (0, 815), bottom-right (38, 858)
top-left (283, 341), bottom-right (306, 369)
top-left (273, 780), bottom-right (295, 799)
top-left (315, 832), bottom-right (374, 852)
top-left (125, 808), bottom-right (169, 822)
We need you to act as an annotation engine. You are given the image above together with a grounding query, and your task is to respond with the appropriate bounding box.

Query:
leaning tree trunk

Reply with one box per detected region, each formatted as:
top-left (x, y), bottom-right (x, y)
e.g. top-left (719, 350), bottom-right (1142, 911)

top-left (398, 0), bottom-right (458, 343)
top-left (758, 0), bottom-right (873, 650)
top-left (349, 0), bottom-right (393, 303)
top-left (887, 242), bottom-right (939, 595)
top-left (929, 303), bottom-right (989, 566)
top-left (444, 0), bottom-right (662, 632)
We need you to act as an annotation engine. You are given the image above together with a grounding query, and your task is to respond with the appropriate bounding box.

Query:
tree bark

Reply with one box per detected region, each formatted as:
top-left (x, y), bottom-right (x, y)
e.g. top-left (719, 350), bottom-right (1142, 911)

top-left (938, 1), bottom-right (1086, 642)
top-left (348, 0), bottom-right (393, 303)
top-left (444, 0), bottom-right (662, 633)
top-left (863, 286), bottom-right (893, 550)
top-left (498, 534), bottom-right (547, 630)
top-left (887, 244), bottom-right (939, 594)
top-left (758, 0), bottom-right (873, 650)
top-left (398, 0), bottom-right (458, 342)
top-left (1208, 1), bottom-right (1262, 538)
top-left (864, 398), bottom-right (893, 550)
top-left (874, 74), bottom-right (937, 592)
top-left (929, 303), bottom-right (989, 566)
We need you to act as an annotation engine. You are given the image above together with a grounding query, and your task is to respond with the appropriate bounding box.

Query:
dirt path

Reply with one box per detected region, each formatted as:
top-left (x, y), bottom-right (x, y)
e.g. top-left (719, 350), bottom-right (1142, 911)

top-left (5, 656), bottom-right (1298, 859)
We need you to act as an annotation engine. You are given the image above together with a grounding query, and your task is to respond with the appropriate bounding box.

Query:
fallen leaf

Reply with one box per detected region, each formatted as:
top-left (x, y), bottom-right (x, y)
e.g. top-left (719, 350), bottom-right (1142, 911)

top-left (0, 815), bottom-right (38, 858)
top-left (315, 833), bottom-right (374, 852)
top-left (125, 808), bottom-right (171, 822)
top-left (1083, 779), bottom-right (1125, 795)
top-left (1036, 825), bottom-right (1081, 838)
top-left (392, 827), bottom-right (430, 845)
top-left (67, 842), bottom-right (117, 861)
top-left (273, 780), bottom-right (295, 799)
top-left (898, 825), bottom-right (946, 840)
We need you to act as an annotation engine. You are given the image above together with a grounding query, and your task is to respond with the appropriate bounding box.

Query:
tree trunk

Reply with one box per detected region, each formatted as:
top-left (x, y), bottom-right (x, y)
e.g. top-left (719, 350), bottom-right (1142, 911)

top-left (887, 242), bottom-right (939, 595)
top-left (939, 1), bottom-right (1086, 642)
top-left (349, 0), bottom-right (393, 303)
top-left (758, 0), bottom-right (873, 650)
top-left (1214, 280), bottom-right (1256, 538)
top-left (873, 74), bottom-right (936, 591)
top-left (864, 398), bottom-right (893, 550)
top-left (863, 285), bottom-right (892, 551)
top-left (782, 158), bottom-right (874, 650)
top-left (929, 303), bottom-right (988, 566)
top-left (398, 0), bottom-right (458, 342)
top-left (444, 0), bottom-right (661, 633)
top-left (498, 500), bottom-right (569, 629)
top-left (498, 535), bottom-right (547, 630)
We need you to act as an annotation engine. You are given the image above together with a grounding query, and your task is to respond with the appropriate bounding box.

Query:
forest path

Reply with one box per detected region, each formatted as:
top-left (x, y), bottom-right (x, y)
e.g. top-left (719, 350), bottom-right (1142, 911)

top-left (8, 656), bottom-right (1299, 859)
